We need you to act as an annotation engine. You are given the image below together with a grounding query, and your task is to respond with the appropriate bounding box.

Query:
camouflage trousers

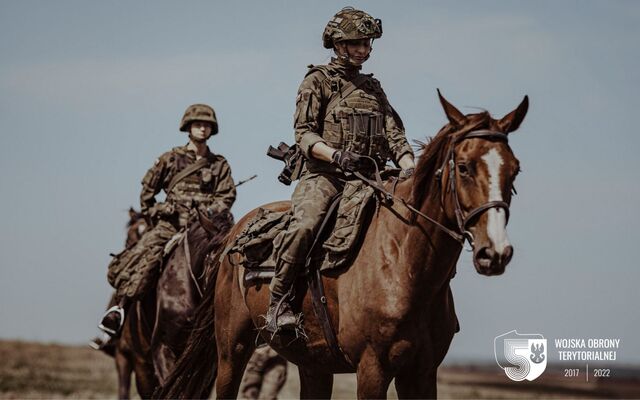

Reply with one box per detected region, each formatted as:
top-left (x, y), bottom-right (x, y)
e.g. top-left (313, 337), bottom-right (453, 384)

top-left (239, 346), bottom-right (287, 400)
top-left (270, 172), bottom-right (343, 296)
top-left (107, 220), bottom-right (177, 300)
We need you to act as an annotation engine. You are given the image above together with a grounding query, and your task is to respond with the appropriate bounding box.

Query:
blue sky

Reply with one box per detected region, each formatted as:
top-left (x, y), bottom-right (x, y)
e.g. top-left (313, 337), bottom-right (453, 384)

top-left (1, 1), bottom-right (639, 364)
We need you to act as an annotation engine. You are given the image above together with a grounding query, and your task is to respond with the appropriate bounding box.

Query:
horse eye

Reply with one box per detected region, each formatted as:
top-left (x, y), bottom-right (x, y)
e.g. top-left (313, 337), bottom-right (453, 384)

top-left (457, 163), bottom-right (469, 176)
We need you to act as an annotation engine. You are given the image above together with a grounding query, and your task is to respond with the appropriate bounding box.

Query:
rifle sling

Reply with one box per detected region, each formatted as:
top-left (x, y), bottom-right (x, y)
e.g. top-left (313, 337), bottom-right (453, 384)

top-left (167, 157), bottom-right (210, 194)
top-left (323, 74), bottom-right (369, 118)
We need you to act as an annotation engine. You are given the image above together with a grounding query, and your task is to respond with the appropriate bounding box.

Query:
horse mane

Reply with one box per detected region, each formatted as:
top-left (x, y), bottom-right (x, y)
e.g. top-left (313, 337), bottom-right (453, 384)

top-left (411, 112), bottom-right (492, 207)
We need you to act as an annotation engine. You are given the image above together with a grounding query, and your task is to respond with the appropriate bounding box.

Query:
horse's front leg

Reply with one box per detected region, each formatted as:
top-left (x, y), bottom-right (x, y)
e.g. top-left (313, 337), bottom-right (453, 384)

top-left (299, 367), bottom-right (333, 399)
top-left (133, 358), bottom-right (158, 399)
top-left (151, 341), bottom-right (177, 385)
top-left (215, 326), bottom-right (255, 399)
top-left (151, 302), bottom-right (192, 384)
top-left (114, 349), bottom-right (132, 400)
top-left (356, 347), bottom-right (393, 399)
top-left (214, 271), bottom-right (256, 398)
top-left (394, 366), bottom-right (438, 399)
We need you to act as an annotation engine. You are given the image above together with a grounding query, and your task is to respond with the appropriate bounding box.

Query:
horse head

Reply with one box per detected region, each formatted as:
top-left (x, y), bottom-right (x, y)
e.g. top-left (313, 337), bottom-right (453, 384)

top-left (413, 91), bottom-right (527, 276)
top-left (125, 207), bottom-right (148, 248)
top-left (437, 90), bottom-right (528, 275)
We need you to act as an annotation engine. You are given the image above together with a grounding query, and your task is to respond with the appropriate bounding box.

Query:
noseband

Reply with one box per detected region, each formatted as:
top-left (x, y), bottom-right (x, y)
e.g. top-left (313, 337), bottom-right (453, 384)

top-left (437, 129), bottom-right (510, 246)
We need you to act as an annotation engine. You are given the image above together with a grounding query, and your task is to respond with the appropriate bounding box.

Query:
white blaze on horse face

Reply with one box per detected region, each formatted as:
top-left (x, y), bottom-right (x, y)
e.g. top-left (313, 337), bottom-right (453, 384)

top-left (481, 148), bottom-right (511, 254)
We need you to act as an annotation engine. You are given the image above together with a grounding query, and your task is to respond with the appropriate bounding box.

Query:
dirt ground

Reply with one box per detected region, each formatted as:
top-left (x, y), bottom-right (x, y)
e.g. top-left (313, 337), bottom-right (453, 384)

top-left (0, 340), bottom-right (638, 399)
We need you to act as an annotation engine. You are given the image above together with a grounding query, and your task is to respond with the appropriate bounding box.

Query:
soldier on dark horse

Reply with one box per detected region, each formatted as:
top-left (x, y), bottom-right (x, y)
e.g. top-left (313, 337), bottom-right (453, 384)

top-left (91, 105), bottom-right (289, 399)
top-left (97, 104), bottom-right (236, 340)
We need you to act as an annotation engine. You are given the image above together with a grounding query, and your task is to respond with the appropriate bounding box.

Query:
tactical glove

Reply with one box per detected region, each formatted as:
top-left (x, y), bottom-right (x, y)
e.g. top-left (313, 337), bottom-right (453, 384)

top-left (399, 167), bottom-right (415, 180)
top-left (331, 150), bottom-right (365, 173)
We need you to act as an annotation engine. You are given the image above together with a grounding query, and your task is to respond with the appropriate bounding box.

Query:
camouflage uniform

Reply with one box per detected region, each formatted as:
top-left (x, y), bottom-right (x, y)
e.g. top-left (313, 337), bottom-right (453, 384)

top-left (270, 58), bottom-right (413, 296)
top-left (239, 346), bottom-right (287, 400)
top-left (108, 145), bottom-right (236, 300)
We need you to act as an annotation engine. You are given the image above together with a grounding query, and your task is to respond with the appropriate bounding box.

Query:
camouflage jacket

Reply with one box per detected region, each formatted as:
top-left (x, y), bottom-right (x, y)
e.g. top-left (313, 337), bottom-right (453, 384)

top-left (140, 145), bottom-right (236, 227)
top-left (294, 58), bottom-right (413, 174)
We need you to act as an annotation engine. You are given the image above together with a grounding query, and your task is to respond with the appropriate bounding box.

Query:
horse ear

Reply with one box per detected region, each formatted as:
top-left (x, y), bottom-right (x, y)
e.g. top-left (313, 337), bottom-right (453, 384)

top-left (438, 89), bottom-right (467, 127)
top-left (128, 207), bottom-right (137, 219)
top-left (497, 95), bottom-right (529, 134)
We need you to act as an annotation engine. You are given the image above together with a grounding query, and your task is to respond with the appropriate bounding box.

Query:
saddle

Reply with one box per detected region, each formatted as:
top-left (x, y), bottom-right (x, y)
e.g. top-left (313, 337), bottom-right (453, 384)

top-left (221, 152), bottom-right (398, 364)
top-left (220, 178), bottom-right (378, 366)
top-left (223, 178), bottom-right (376, 281)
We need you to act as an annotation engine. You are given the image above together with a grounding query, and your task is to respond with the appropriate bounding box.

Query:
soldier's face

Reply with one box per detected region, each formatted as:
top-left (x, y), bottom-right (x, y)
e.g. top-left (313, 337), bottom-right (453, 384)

top-left (189, 121), bottom-right (213, 142)
top-left (335, 39), bottom-right (372, 65)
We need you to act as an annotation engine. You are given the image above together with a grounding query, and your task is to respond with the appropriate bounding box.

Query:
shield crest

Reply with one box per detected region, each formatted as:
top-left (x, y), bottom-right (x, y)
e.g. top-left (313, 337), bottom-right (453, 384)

top-left (495, 330), bottom-right (547, 381)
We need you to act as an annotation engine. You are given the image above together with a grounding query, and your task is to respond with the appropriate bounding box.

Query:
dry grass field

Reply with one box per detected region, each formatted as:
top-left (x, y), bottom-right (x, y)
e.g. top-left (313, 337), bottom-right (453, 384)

top-left (0, 340), bottom-right (638, 399)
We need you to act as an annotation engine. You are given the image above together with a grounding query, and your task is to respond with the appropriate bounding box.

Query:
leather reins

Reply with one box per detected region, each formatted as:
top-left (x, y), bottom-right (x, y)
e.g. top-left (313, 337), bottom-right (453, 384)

top-left (355, 129), bottom-right (511, 248)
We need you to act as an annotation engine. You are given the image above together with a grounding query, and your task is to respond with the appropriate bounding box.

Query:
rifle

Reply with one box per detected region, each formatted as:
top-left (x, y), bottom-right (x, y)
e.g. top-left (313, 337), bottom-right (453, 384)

top-left (235, 174), bottom-right (257, 187)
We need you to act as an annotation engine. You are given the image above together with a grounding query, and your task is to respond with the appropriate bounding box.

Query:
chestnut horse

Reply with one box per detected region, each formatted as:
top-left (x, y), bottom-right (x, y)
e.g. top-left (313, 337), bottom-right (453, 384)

top-left (158, 92), bottom-right (528, 399)
top-left (100, 208), bottom-right (233, 399)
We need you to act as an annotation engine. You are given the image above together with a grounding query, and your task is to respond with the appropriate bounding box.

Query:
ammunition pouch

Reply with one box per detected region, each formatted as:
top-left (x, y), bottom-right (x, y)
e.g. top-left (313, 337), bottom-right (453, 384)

top-left (343, 110), bottom-right (389, 161)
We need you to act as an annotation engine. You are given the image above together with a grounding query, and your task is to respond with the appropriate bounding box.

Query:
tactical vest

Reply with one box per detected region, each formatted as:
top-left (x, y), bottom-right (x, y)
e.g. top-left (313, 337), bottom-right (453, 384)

top-left (309, 65), bottom-right (391, 165)
top-left (165, 151), bottom-right (222, 227)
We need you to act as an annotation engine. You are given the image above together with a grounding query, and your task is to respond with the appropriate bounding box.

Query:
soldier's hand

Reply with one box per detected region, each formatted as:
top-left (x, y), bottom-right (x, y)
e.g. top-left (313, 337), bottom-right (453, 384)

top-left (331, 150), bottom-right (366, 173)
top-left (150, 202), bottom-right (175, 218)
top-left (399, 167), bottom-right (415, 180)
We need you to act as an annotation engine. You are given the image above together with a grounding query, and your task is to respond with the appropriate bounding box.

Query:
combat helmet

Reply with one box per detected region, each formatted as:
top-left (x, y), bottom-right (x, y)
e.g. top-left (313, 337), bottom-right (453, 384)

top-left (322, 7), bottom-right (382, 49)
top-left (179, 104), bottom-right (218, 135)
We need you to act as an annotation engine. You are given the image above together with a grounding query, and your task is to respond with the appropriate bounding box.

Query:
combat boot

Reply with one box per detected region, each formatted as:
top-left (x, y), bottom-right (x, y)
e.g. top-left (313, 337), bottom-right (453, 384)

top-left (265, 292), bottom-right (298, 332)
top-left (98, 305), bottom-right (125, 337)
top-left (88, 332), bottom-right (113, 351)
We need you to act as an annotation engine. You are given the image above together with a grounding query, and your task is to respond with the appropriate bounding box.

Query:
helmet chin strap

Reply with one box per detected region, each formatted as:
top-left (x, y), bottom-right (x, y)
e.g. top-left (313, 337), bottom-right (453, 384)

top-left (335, 49), bottom-right (371, 66)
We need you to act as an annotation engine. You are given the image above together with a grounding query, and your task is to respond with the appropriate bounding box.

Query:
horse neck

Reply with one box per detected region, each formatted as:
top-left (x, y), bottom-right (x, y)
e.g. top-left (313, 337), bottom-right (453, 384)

top-left (369, 177), bottom-right (462, 304)
top-left (185, 225), bottom-right (211, 277)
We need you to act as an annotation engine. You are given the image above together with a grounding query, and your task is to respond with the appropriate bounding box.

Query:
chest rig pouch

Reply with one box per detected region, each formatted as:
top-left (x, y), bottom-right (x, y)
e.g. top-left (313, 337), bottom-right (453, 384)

top-left (323, 77), bottom-right (390, 164)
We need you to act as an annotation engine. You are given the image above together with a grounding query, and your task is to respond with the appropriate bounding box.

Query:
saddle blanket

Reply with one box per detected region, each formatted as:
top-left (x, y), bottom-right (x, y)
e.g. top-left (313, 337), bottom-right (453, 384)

top-left (225, 180), bottom-right (376, 272)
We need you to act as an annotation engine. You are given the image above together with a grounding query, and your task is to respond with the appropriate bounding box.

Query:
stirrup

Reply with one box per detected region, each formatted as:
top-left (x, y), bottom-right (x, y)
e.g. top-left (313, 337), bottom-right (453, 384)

top-left (98, 305), bottom-right (125, 336)
top-left (264, 292), bottom-right (301, 334)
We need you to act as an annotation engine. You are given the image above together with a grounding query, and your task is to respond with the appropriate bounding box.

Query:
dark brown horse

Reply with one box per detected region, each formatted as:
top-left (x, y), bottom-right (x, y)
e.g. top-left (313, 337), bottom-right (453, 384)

top-left (159, 92), bottom-right (528, 399)
top-left (100, 208), bottom-right (233, 399)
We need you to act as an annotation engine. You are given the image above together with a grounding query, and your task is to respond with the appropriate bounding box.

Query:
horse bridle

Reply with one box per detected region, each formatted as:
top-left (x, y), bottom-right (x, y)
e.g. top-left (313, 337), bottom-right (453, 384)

top-left (435, 129), bottom-right (511, 246)
top-left (354, 128), bottom-right (511, 248)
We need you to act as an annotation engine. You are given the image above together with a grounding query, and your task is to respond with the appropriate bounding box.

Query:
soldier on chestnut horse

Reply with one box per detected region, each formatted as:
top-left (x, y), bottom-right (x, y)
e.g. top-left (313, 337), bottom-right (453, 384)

top-left (158, 90), bottom-right (528, 399)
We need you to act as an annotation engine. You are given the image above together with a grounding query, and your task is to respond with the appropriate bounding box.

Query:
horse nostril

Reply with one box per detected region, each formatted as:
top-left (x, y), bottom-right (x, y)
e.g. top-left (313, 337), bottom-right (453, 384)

top-left (475, 247), bottom-right (495, 270)
top-left (503, 245), bottom-right (514, 265)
